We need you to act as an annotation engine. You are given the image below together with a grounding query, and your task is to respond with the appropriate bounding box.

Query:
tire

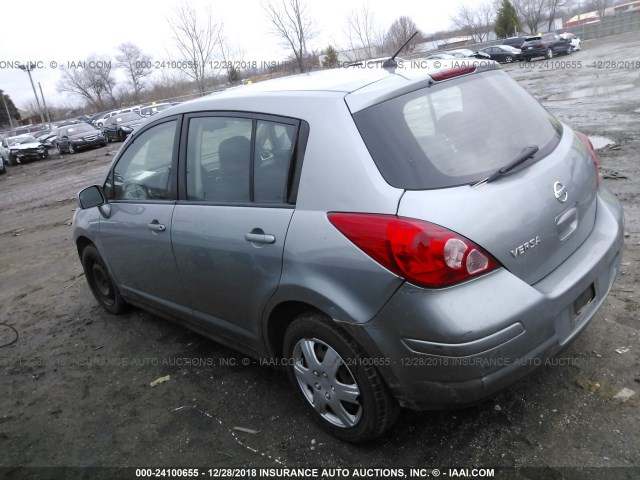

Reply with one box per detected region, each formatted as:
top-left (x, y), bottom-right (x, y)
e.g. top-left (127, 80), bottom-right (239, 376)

top-left (283, 313), bottom-right (399, 443)
top-left (546, 48), bottom-right (553, 59)
top-left (566, 45), bottom-right (573, 55)
top-left (42, 149), bottom-right (49, 160)
top-left (57, 144), bottom-right (64, 155)
top-left (8, 154), bottom-right (17, 166)
top-left (505, 55), bottom-right (513, 63)
top-left (68, 144), bottom-right (76, 154)
top-left (81, 245), bottom-right (127, 314)
top-left (118, 130), bottom-right (126, 142)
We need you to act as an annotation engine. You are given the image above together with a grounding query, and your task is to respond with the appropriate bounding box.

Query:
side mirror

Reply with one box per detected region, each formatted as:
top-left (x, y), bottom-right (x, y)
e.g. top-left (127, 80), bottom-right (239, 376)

top-left (78, 185), bottom-right (106, 209)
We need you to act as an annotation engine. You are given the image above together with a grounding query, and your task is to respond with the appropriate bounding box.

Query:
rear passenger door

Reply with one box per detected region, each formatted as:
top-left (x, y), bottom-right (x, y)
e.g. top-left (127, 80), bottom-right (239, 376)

top-left (171, 113), bottom-right (300, 350)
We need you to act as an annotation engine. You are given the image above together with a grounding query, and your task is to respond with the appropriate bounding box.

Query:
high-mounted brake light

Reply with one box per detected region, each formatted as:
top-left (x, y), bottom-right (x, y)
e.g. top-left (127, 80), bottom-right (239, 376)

top-left (430, 66), bottom-right (477, 81)
top-left (327, 213), bottom-right (500, 288)
top-left (575, 131), bottom-right (600, 187)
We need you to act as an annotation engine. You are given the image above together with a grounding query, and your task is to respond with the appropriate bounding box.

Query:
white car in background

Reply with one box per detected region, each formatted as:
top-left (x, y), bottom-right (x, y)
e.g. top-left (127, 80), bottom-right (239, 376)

top-left (94, 111), bottom-right (119, 128)
top-left (139, 103), bottom-right (173, 117)
top-left (560, 33), bottom-right (582, 51)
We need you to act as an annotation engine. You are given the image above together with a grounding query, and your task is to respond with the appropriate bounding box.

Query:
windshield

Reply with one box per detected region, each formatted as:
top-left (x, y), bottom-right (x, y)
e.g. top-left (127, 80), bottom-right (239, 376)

top-left (352, 70), bottom-right (562, 189)
top-left (16, 136), bottom-right (38, 144)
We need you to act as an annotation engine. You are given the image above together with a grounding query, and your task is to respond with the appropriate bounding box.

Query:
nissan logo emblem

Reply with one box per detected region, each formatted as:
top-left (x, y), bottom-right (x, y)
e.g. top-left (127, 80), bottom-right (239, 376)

top-left (554, 182), bottom-right (568, 203)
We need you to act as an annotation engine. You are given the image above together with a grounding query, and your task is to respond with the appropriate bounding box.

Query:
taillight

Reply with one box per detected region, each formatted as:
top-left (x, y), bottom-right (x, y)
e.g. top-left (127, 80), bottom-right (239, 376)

top-left (327, 213), bottom-right (500, 288)
top-left (430, 66), bottom-right (476, 81)
top-left (576, 131), bottom-right (600, 187)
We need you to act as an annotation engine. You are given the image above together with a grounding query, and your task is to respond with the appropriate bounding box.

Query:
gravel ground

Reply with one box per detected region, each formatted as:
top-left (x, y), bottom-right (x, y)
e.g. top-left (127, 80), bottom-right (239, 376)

top-left (0, 31), bottom-right (638, 480)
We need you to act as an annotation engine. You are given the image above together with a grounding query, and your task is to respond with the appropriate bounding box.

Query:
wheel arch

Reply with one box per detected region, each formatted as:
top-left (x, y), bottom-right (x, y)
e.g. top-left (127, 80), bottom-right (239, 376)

top-left (265, 300), bottom-right (323, 358)
top-left (75, 235), bottom-right (94, 260)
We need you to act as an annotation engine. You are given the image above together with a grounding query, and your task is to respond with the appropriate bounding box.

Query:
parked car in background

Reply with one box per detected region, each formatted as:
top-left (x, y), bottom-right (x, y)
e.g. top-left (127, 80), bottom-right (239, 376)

top-left (424, 53), bottom-right (457, 60)
top-left (1, 135), bottom-right (48, 164)
top-left (38, 128), bottom-right (62, 149)
top-left (88, 112), bottom-right (108, 126)
top-left (478, 45), bottom-right (522, 63)
top-left (560, 32), bottom-right (582, 51)
top-left (73, 62), bottom-right (624, 443)
top-left (447, 49), bottom-right (476, 58)
top-left (102, 113), bottom-right (143, 142)
top-left (56, 123), bottom-right (107, 154)
top-left (503, 36), bottom-right (527, 48)
top-left (520, 33), bottom-right (573, 60)
top-left (95, 111), bottom-right (119, 128)
top-left (117, 105), bottom-right (142, 115)
top-left (139, 103), bottom-right (173, 117)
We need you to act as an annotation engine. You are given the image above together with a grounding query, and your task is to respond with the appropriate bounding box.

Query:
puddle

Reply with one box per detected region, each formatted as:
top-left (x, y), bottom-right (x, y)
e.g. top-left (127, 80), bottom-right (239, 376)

top-left (589, 136), bottom-right (615, 150)
top-left (549, 84), bottom-right (634, 101)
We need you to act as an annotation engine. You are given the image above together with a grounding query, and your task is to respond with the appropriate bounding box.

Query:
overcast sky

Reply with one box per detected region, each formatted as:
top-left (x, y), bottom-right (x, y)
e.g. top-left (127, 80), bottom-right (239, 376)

top-left (0, 0), bottom-right (483, 112)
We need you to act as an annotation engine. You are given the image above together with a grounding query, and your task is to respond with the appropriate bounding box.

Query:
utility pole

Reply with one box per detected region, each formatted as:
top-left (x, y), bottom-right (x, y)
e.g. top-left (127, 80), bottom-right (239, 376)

top-left (38, 82), bottom-right (51, 124)
top-left (18, 62), bottom-right (46, 124)
top-left (1, 91), bottom-right (15, 129)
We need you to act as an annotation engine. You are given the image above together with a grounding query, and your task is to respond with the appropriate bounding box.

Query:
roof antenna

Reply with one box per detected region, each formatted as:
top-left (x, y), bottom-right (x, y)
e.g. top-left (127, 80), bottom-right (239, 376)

top-left (382, 31), bottom-right (419, 69)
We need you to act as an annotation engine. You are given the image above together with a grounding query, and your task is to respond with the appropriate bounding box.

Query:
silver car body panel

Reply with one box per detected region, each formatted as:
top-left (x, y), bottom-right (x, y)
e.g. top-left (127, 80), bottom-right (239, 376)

top-left (74, 65), bottom-right (624, 409)
top-left (398, 125), bottom-right (598, 285)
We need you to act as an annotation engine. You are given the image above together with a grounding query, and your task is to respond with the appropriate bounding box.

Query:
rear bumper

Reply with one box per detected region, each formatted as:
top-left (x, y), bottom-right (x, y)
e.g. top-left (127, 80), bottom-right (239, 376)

top-left (347, 187), bottom-right (624, 410)
top-left (521, 47), bottom-right (548, 58)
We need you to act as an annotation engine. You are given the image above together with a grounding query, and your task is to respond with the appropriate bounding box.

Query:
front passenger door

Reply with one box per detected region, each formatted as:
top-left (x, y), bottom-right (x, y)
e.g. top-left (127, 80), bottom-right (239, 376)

top-left (99, 118), bottom-right (190, 314)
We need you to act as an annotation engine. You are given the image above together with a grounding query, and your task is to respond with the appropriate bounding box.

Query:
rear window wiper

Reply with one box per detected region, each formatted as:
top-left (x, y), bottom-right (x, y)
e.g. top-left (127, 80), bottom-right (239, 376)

top-left (472, 145), bottom-right (539, 188)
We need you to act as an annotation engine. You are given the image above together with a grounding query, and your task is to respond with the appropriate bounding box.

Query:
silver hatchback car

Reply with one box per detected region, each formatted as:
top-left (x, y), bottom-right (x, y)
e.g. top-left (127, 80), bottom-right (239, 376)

top-left (74, 61), bottom-right (624, 443)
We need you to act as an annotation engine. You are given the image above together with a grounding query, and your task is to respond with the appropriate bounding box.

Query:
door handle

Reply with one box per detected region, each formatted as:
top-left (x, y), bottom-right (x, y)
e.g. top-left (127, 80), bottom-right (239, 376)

top-left (245, 232), bottom-right (276, 244)
top-left (148, 222), bottom-right (166, 232)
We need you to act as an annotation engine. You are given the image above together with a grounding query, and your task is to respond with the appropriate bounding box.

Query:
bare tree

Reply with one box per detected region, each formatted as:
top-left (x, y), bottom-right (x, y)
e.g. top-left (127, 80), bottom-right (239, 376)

top-left (546, 0), bottom-right (566, 30)
top-left (384, 16), bottom-right (421, 54)
top-left (593, 0), bottom-right (611, 19)
top-left (263, 0), bottom-right (316, 73)
top-left (116, 43), bottom-right (153, 103)
top-left (21, 100), bottom-right (41, 119)
top-left (167, 3), bottom-right (223, 95)
top-left (346, 5), bottom-right (379, 59)
top-left (57, 57), bottom-right (118, 111)
top-left (89, 55), bottom-right (118, 108)
top-left (451, 2), bottom-right (495, 42)
top-left (512, 0), bottom-right (547, 33)
top-left (219, 34), bottom-right (246, 85)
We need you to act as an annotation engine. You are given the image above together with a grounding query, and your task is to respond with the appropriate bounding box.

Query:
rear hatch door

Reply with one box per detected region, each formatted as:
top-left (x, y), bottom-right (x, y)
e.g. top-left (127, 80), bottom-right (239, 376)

top-left (350, 68), bottom-right (598, 285)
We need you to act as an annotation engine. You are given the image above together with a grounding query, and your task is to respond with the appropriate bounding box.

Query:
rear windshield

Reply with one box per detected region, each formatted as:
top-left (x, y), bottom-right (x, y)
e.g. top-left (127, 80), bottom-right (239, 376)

top-left (352, 70), bottom-right (562, 189)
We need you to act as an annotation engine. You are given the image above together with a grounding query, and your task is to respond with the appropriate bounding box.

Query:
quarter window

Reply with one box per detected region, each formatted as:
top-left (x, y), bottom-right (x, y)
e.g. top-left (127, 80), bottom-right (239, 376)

top-left (110, 120), bottom-right (177, 201)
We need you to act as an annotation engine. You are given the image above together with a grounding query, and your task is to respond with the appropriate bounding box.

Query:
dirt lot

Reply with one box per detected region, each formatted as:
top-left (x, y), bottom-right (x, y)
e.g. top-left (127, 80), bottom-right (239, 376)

top-left (1, 32), bottom-right (639, 478)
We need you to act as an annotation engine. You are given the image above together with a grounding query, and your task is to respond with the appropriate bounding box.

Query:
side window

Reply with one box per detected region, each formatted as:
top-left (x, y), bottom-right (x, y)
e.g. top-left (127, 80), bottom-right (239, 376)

top-left (112, 120), bottom-right (177, 201)
top-left (186, 117), bottom-right (252, 202)
top-left (254, 120), bottom-right (296, 203)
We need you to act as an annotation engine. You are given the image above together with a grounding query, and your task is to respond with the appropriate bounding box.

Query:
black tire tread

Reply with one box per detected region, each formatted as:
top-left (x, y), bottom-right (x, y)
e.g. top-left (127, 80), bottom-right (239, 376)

top-left (81, 244), bottom-right (127, 315)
